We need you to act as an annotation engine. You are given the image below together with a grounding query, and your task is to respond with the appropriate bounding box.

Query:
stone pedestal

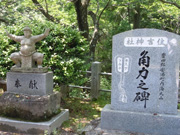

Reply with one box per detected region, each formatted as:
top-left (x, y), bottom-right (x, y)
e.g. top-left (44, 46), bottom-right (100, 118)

top-left (1, 70), bottom-right (69, 134)
top-left (7, 72), bottom-right (53, 96)
top-left (0, 92), bottom-right (61, 121)
top-left (0, 109), bottom-right (69, 134)
top-left (101, 104), bottom-right (180, 135)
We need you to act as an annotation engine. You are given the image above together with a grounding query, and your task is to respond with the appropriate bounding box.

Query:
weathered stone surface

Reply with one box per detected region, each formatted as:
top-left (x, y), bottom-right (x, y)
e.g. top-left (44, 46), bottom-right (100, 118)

top-left (7, 71), bottom-right (53, 95)
top-left (111, 29), bottom-right (180, 114)
top-left (21, 55), bottom-right (34, 68)
top-left (101, 104), bottom-right (180, 135)
top-left (10, 67), bottom-right (48, 73)
top-left (0, 109), bottom-right (69, 134)
top-left (0, 92), bottom-right (61, 121)
top-left (82, 118), bottom-right (149, 135)
top-left (6, 26), bottom-right (50, 70)
top-left (100, 29), bottom-right (180, 135)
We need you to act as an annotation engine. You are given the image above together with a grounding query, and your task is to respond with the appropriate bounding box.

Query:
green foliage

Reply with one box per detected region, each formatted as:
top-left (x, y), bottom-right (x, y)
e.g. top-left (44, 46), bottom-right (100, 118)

top-left (94, 0), bottom-right (180, 72)
top-left (0, 20), bottom-right (90, 86)
top-left (69, 88), bottom-right (90, 99)
top-left (1, 0), bottom-right (180, 74)
top-left (101, 76), bottom-right (111, 90)
top-left (61, 92), bottom-right (110, 134)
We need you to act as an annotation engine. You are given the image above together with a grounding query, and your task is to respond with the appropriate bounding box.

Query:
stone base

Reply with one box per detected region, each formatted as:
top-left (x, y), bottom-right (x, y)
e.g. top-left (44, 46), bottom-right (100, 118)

top-left (0, 109), bottom-right (69, 134)
top-left (0, 92), bottom-right (61, 121)
top-left (10, 67), bottom-right (48, 73)
top-left (7, 71), bottom-right (53, 95)
top-left (101, 104), bottom-right (180, 135)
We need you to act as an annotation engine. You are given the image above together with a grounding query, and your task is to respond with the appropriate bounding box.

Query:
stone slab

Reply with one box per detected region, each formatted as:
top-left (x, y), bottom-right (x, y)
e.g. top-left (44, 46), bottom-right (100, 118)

top-left (0, 92), bottom-right (61, 121)
top-left (7, 71), bottom-right (53, 95)
top-left (10, 67), bottom-right (48, 73)
top-left (0, 109), bottom-right (69, 135)
top-left (101, 104), bottom-right (180, 135)
top-left (83, 118), bottom-right (150, 135)
top-left (111, 29), bottom-right (180, 115)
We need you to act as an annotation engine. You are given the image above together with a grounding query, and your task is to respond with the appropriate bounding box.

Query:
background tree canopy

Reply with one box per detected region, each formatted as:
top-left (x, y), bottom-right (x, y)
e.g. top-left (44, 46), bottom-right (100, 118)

top-left (0, 0), bottom-right (180, 85)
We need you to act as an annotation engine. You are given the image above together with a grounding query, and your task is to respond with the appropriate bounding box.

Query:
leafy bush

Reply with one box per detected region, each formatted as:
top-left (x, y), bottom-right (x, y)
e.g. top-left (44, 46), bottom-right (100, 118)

top-left (0, 20), bottom-right (90, 86)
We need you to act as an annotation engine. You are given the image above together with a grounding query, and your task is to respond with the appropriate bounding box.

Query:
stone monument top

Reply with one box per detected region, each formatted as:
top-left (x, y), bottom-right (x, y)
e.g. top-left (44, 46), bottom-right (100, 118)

top-left (6, 26), bottom-right (50, 73)
top-left (101, 29), bottom-right (180, 135)
top-left (111, 29), bottom-right (180, 115)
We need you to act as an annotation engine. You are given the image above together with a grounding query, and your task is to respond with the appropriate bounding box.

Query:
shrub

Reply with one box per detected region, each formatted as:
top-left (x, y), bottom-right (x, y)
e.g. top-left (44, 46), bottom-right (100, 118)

top-left (0, 20), bottom-right (90, 86)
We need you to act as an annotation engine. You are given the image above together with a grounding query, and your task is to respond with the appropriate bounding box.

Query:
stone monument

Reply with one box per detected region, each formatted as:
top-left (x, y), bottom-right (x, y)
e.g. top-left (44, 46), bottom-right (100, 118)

top-left (101, 29), bottom-right (180, 135)
top-left (0, 27), bottom-right (69, 134)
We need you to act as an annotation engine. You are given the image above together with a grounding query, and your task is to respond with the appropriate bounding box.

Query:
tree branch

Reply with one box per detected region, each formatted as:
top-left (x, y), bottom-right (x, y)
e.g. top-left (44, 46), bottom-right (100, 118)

top-left (32, 0), bottom-right (55, 22)
top-left (66, 0), bottom-right (78, 2)
top-left (88, 11), bottom-right (96, 26)
top-left (88, 0), bottom-right (111, 61)
top-left (45, 0), bottom-right (49, 14)
top-left (89, 0), bottom-right (110, 26)
top-left (98, 0), bottom-right (110, 23)
top-left (160, 0), bottom-right (180, 9)
top-left (0, 18), bottom-right (8, 24)
top-left (96, 0), bottom-right (100, 15)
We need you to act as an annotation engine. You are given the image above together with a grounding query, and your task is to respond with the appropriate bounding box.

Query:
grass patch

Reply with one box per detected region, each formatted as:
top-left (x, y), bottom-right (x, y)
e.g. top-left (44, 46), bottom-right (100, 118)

top-left (60, 91), bottom-right (111, 134)
top-left (178, 104), bottom-right (180, 109)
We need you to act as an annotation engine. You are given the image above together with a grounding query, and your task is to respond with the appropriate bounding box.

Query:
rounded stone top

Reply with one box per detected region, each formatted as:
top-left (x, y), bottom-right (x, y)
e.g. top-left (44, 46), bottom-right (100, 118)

top-left (23, 26), bottom-right (32, 32)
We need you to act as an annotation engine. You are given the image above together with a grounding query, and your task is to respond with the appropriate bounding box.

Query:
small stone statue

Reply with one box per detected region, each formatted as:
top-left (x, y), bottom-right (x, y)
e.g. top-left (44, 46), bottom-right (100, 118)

top-left (6, 27), bottom-right (50, 72)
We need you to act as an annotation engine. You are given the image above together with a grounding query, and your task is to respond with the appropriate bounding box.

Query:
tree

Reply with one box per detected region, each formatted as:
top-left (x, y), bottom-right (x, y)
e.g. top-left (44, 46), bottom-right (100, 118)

top-left (160, 0), bottom-right (180, 9)
top-left (73, 0), bottom-right (90, 39)
top-left (30, 0), bottom-right (111, 61)
top-left (88, 0), bottom-right (110, 60)
top-left (31, 0), bottom-right (56, 22)
top-left (0, 0), bottom-right (20, 24)
top-left (132, 3), bottom-right (141, 29)
top-left (1, 0), bottom-right (180, 72)
top-left (0, 20), bottom-right (89, 86)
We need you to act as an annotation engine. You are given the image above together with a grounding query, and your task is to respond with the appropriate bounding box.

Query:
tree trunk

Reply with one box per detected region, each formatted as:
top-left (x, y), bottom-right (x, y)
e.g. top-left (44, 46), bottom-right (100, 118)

top-left (133, 4), bottom-right (141, 29)
top-left (88, 10), bottom-right (99, 61)
top-left (88, 0), bottom-right (110, 61)
top-left (74, 0), bottom-right (90, 39)
top-left (90, 25), bottom-right (99, 61)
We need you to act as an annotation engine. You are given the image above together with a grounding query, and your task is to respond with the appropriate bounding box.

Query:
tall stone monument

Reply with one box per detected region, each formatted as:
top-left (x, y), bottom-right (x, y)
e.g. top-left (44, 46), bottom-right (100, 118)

top-left (101, 29), bottom-right (180, 135)
top-left (0, 27), bottom-right (69, 134)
